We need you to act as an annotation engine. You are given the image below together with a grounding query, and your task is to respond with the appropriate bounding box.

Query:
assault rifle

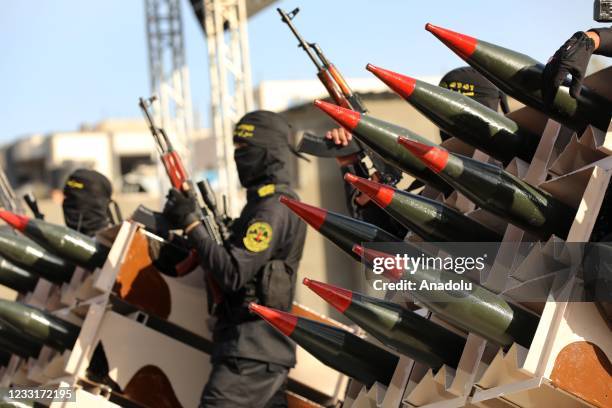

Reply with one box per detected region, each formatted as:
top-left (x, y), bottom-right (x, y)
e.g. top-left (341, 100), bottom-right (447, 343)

top-left (277, 7), bottom-right (402, 186)
top-left (139, 96), bottom-right (230, 309)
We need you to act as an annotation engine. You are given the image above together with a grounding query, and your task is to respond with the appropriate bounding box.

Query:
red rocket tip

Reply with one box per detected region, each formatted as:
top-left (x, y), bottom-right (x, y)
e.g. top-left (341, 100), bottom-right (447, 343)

top-left (344, 173), bottom-right (394, 208)
top-left (359, 246), bottom-right (403, 281)
top-left (280, 195), bottom-right (327, 230)
top-left (398, 137), bottom-right (449, 174)
top-left (248, 303), bottom-right (297, 336)
top-left (425, 23), bottom-right (477, 59)
top-left (343, 172), bottom-right (358, 183)
top-left (303, 279), bottom-right (353, 313)
top-left (313, 100), bottom-right (360, 132)
top-left (366, 64), bottom-right (416, 99)
top-left (352, 244), bottom-right (364, 257)
top-left (0, 210), bottom-right (30, 232)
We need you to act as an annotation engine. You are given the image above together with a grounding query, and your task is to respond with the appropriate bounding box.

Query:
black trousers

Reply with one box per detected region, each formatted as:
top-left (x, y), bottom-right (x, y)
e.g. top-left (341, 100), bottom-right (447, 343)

top-left (199, 358), bottom-right (289, 408)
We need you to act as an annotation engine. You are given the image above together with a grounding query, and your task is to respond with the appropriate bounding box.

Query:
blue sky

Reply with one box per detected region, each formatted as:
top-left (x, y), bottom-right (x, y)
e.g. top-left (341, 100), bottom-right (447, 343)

top-left (0, 0), bottom-right (603, 143)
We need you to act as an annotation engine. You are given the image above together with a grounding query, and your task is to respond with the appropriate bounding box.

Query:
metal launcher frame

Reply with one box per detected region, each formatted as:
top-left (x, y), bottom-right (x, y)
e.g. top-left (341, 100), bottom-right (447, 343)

top-left (144, 0), bottom-right (195, 185)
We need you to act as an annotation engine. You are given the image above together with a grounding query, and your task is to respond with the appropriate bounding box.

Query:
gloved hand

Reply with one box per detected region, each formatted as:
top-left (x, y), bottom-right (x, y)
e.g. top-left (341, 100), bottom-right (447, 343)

top-left (163, 188), bottom-right (200, 230)
top-left (542, 31), bottom-right (596, 103)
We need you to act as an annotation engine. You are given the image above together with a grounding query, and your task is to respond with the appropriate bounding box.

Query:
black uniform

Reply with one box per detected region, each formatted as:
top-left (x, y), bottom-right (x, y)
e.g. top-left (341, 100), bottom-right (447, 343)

top-left (164, 111), bottom-right (306, 408)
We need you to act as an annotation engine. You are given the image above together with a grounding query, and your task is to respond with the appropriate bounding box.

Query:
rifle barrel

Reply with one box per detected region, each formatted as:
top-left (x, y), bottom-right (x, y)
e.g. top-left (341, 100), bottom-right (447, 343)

top-left (277, 8), bottom-right (323, 70)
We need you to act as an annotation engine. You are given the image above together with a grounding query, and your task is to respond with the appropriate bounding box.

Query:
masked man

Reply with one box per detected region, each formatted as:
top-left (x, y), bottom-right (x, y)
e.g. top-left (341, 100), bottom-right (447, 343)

top-left (163, 111), bottom-right (307, 408)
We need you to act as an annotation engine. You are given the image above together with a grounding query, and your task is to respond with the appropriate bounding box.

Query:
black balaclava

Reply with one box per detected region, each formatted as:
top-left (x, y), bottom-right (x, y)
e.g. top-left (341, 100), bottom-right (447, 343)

top-left (233, 110), bottom-right (292, 189)
top-left (62, 169), bottom-right (113, 236)
top-left (438, 66), bottom-right (510, 142)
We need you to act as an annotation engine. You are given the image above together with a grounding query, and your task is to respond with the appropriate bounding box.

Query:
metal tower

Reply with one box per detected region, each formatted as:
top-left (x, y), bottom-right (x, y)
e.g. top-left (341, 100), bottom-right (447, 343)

top-left (144, 0), bottom-right (195, 182)
top-left (194, 0), bottom-right (255, 214)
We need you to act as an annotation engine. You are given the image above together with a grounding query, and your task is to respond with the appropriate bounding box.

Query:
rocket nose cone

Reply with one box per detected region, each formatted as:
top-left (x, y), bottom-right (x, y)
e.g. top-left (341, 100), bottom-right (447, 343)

top-left (304, 279), bottom-right (353, 313)
top-left (425, 23), bottom-right (478, 59)
top-left (0, 211), bottom-right (30, 232)
top-left (313, 100), bottom-right (360, 131)
top-left (343, 172), bottom-right (359, 183)
top-left (248, 302), bottom-right (297, 336)
top-left (343, 173), bottom-right (393, 208)
top-left (280, 195), bottom-right (327, 230)
top-left (366, 64), bottom-right (416, 99)
top-left (398, 137), bottom-right (449, 174)
top-left (359, 246), bottom-right (404, 281)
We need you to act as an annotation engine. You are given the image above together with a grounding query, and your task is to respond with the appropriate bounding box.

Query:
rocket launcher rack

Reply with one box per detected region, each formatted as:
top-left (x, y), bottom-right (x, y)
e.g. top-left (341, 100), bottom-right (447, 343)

top-left (341, 67), bottom-right (612, 408)
top-left (0, 221), bottom-right (353, 407)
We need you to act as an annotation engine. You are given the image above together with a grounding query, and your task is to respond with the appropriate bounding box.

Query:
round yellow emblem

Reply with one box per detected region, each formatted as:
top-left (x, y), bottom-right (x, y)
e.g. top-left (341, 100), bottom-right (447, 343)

top-left (243, 221), bottom-right (273, 252)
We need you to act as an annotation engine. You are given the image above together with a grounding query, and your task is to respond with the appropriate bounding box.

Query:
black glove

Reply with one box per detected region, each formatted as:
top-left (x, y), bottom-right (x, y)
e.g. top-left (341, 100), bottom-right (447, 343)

top-left (542, 31), bottom-right (595, 103)
top-left (163, 188), bottom-right (200, 230)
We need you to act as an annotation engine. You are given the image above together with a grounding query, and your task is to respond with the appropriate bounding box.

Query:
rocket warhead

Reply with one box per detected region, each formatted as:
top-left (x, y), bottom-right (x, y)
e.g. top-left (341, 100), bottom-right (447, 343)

top-left (0, 255), bottom-right (39, 293)
top-left (249, 302), bottom-right (399, 387)
top-left (0, 210), bottom-right (107, 270)
top-left (343, 173), bottom-right (393, 209)
top-left (303, 278), bottom-right (466, 368)
top-left (367, 64), bottom-right (540, 163)
top-left (0, 319), bottom-right (43, 358)
top-left (248, 302), bottom-right (297, 336)
top-left (352, 244), bottom-right (404, 281)
top-left (313, 100), bottom-right (361, 132)
top-left (279, 195), bottom-right (326, 231)
top-left (0, 230), bottom-right (76, 284)
top-left (344, 173), bottom-right (502, 242)
top-left (0, 299), bottom-right (80, 351)
top-left (354, 245), bottom-right (539, 348)
top-left (366, 64), bottom-right (416, 99)
top-left (313, 100), bottom-right (451, 193)
top-left (302, 278), bottom-right (352, 313)
top-left (425, 23), bottom-right (612, 132)
top-left (425, 23), bottom-right (477, 59)
top-left (280, 195), bottom-right (401, 262)
top-left (397, 138), bottom-right (450, 173)
top-left (398, 137), bottom-right (575, 238)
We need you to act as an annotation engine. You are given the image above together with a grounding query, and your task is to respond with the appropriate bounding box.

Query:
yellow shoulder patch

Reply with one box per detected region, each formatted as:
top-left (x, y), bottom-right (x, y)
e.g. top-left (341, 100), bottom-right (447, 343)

top-left (243, 221), bottom-right (273, 252)
top-left (257, 184), bottom-right (275, 197)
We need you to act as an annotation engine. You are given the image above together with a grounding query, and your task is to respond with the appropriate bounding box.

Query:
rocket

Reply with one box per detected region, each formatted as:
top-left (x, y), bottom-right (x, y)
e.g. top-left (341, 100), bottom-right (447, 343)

top-left (249, 303), bottom-right (399, 387)
top-left (426, 23), bottom-right (612, 132)
top-left (398, 138), bottom-right (575, 239)
top-left (0, 229), bottom-right (75, 283)
top-left (303, 278), bottom-right (465, 369)
top-left (367, 64), bottom-right (540, 163)
top-left (314, 100), bottom-right (451, 194)
top-left (344, 173), bottom-right (502, 242)
top-left (280, 196), bottom-right (401, 261)
top-left (0, 211), bottom-right (108, 270)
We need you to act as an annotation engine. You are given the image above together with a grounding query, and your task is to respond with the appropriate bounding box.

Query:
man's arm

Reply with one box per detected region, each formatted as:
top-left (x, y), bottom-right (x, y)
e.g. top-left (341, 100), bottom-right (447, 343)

top-left (186, 206), bottom-right (283, 293)
top-left (542, 27), bottom-right (611, 102)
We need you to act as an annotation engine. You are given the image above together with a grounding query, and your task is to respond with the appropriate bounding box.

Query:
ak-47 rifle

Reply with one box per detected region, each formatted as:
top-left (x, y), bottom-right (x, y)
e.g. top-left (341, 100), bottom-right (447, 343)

top-left (277, 7), bottom-right (402, 186)
top-left (139, 96), bottom-right (229, 310)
